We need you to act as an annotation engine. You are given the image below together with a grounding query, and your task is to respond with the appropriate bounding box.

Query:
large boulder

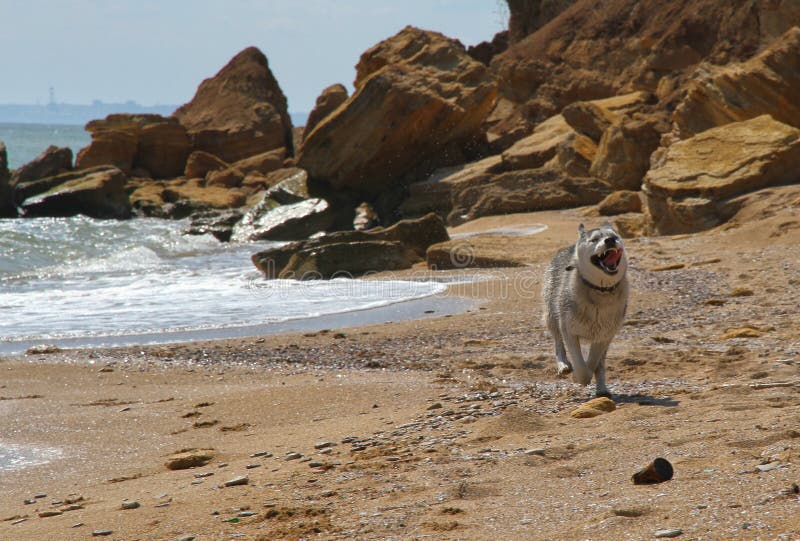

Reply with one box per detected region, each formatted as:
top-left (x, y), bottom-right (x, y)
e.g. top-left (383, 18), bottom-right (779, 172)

top-left (232, 198), bottom-right (333, 242)
top-left (0, 141), bottom-right (13, 216)
top-left (251, 212), bottom-right (448, 278)
top-left (298, 26), bottom-right (497, 196)
top-left (589, 115), bottom-right (665, 190)
top-left (674, 26), bottom-right (800, 138)
top-left (450, 167), bottom-right (611, 225)
top-left (173, 47), bottom-right (293, 163)
top-left (279, 241), bottom-right (421, 280)
top-left (17, 165), bottom-right (131, 219)
top-left (184, 150), bottom-right (229, 179)
top-left (76, 114), bottom-right (189, 178)
top-left (11, 145), bottom-right (73, 185)
top-left (302, 84), bottom-right (348, 140)
top-left (642, 115), bottom-right (800, 234)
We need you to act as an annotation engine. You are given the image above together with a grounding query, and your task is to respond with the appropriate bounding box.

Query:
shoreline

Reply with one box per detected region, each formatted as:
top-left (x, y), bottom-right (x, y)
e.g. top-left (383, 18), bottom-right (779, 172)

top-left (0, 292), bottom-right (477, 357)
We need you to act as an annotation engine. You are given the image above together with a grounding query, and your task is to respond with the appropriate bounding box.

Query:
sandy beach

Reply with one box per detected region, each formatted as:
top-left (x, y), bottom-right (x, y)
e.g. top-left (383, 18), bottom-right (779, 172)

top-left (2, 197), bottom-right (800, 540)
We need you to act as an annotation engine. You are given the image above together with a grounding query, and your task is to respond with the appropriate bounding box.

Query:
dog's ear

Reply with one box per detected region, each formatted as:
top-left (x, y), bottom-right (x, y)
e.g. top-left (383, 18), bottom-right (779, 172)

top-left (578, 223), bottom-right (586, 238)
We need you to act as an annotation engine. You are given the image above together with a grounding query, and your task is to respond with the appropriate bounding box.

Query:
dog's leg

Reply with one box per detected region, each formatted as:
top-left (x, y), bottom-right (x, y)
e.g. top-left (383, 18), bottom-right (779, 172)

top-left (562, 332), bottom-right (591, 385)
top-left (588, 341), bottom-right (611, 397)
top-left (550, 326), bottom-right (572, 376)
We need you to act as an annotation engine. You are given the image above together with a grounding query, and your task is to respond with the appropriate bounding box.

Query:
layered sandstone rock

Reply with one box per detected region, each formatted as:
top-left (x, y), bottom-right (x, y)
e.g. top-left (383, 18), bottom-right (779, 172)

top-left (17, 165), bottom-right (131, 219)
top-left (11, 145), bottom-right (73, 185)
top-left (184, 151), bottom-right (229, 179)
top-left (299, 26), bottom-right (497, 196)
top-left (674, 26), bottom-right (800, 138)
top-left (643, 115), bottom-right (800, 234)
top-left (76, 114), bottom-right (189, 178)
top-left (173, 47), bottom-right (293, 163)
top-left (302, 84), bottom-right (348, 140)
top-left (489, 0), bottom-right (800, 146)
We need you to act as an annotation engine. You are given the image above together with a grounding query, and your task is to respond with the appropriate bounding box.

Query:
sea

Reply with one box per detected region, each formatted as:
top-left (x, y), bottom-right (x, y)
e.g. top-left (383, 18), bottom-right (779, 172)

top-left (0, 121), bottom-right (469, 472)
top-left (1, 122), bottom-right (91, 169)
top-left (0, 124), bottom-right (463, 357)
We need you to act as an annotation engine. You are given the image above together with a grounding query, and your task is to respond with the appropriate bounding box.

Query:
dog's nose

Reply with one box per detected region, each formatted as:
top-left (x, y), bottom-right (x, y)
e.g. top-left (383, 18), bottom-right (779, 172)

top-left (604, 237), bottom-right (617, 247)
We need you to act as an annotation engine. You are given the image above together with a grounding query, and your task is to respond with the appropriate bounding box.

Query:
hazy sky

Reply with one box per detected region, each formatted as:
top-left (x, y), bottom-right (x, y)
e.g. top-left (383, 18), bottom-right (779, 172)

top-left (1, 0), bottom-right (507, 112)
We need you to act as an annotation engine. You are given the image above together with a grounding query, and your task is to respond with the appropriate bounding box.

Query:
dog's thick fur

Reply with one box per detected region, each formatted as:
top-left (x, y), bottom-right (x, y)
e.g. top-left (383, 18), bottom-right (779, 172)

top-left (542, 223), bottom-right (629, 396)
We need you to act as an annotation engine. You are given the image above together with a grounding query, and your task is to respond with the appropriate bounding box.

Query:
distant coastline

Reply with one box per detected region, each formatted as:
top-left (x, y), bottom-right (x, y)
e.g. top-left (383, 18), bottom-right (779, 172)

top-left (0, 102), bottom-right (308, 127)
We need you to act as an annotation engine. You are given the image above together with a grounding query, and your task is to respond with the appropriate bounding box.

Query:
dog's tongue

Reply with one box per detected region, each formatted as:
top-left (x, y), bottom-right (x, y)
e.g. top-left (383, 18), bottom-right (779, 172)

top-left (602, 248), bottom-right (622, 266)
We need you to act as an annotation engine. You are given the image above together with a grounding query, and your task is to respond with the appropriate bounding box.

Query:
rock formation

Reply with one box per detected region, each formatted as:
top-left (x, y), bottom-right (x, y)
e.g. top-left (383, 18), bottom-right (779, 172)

top-left (643, 115), bottom-right (800, 234)
top-left (11, 145), bottom-right (73, 185)
top-left (303, 84), bottom-right (348, 140)
top-left (674, 26), bottom-right (800, 138)
top-left (0, 141), bottom-right (14, 217)
top-left (298, 26), bottom-right (497, 199)
top-left (173, 47), bottom-right (293, 163)
top-left (76, 114), bottom-right (189, 179)
top-left (17, 165), bottom-right (131, 219)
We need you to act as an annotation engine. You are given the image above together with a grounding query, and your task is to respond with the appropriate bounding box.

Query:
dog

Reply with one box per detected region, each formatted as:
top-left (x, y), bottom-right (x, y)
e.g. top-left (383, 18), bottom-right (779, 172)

top-left (542, 223), bottom-right (629, 397)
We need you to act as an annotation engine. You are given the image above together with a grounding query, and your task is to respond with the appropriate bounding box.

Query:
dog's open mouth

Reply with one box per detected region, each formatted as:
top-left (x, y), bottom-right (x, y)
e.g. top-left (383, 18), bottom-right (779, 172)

top-left (592, 247), bottom-right (623, 274)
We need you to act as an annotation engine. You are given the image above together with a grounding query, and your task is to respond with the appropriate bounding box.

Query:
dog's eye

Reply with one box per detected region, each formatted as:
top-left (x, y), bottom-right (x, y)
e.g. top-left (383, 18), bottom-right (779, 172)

top-left (590, 236), bottom-right (600, 242)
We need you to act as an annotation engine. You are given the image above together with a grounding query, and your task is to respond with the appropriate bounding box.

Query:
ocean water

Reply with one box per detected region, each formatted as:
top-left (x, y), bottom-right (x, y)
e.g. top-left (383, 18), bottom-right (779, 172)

top-left (0, 122), bottom-right (91, 170)
top-left (0, 216), bottom-right (449, 355)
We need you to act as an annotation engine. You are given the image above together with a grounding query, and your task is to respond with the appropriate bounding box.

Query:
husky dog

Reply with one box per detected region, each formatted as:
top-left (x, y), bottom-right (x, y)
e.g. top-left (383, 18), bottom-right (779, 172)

top-left (542, 223), bottom-right (629, 397)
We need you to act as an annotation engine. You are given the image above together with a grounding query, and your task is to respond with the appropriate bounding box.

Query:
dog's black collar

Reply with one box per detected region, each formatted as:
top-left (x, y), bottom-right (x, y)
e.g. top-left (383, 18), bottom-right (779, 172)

top-left (566, 265), bottom-right (621, 293)
top-left (580, 274), bottom-right (620, 293)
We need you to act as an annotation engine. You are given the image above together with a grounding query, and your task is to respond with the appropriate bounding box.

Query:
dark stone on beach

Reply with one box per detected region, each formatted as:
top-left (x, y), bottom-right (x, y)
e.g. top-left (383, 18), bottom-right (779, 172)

top-left (234, 198), bottom-right (333, 242)
top-left (18, 165), bottom-right (131, 219)
top-left (92, 530), bottom-right (113, 537)
top-left (251, 212), bottom-right (448, 278)
top-left (185, 209), bottom-right (244, 242)
top-left (280, 240), bottom-right (420, 280)
top-left (230, 168), bottom-right (333, 242)
top-left (11, 145), bottom-right (73, 185)
top-left (223, 476), bottom-right (249, 487)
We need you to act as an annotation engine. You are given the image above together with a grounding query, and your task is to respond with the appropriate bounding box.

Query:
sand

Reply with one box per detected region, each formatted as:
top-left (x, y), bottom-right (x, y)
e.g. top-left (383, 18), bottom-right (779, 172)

top-left (1, 192), bottom-right (800, 540)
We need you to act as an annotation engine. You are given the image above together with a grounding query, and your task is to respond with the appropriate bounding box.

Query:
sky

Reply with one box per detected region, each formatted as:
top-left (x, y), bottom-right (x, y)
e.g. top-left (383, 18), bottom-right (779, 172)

top-left (0, 0), bottom-right (507, 113)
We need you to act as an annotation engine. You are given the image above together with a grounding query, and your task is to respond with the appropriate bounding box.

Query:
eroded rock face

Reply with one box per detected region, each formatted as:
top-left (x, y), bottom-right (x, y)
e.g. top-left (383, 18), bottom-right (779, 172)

top-left (232, 198), bottom-right (333, 242)
top-left (173, 47), bottom-right (293, 163)
top-left (76, 114), bottom-right (189, 178)
top-left (298, 26), bottom-right (497, 196)
top-left (489, 0), bottom-right (799, 146)
top-left (674, 26), bottom-right (800, 138)
top-left (17, 165), bottom-right (131, 219)
top-left (643, 115), bottom-right (800, 234)
top-left (303, 84), bottom-right (348, 140)
top-left (11, 145), bottom-right (73, 185)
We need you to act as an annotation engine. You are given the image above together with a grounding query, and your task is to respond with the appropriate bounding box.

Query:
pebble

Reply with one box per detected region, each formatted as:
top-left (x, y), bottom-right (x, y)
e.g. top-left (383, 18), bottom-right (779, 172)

top-left (237, 511), bottom-right (256, 517)
top-left (654, 529), bottom-right (683, 538)
top-left (756, 462), bottom-right (782, 472)
top-left (194, 472), bottom-right (214, 478)
top-left (11, 518), bottom-right (27, 525)
top-left (92, 530), bottom-right (114, 537)
top-left (38, 510), bottom-right (63, 517)
top-left (319, 448), bottom-right (333, 455)
top-left (309, 461), bottom-right (325, 468)
top-left (224, 476), bottom-right (249, 487)
top-left (246, 463), bottom-right (262, 469)
top-left (525, 448), bottom-right (546, 456)
top-left (314, 441), bottom-right (336, 449)
top-left (250, 451), bottom-right (272, 458)
top-left (72, 522), bottom-right (84, 528)
top-left (176, 536), bottom-right (196, 541)
top-left (121, 500), bottom-right (141, 510)
top-left (285, 452), bottom-right (303, 460)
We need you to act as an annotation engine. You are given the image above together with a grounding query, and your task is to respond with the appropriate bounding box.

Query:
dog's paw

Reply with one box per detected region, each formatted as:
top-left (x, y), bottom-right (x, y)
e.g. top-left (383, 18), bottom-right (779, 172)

top-left (572, 371), bottom-right (592, 386)
top-left (556, 363), bottom-right (573, 377)
top-left (595, 389), bottom-right (612, 399)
